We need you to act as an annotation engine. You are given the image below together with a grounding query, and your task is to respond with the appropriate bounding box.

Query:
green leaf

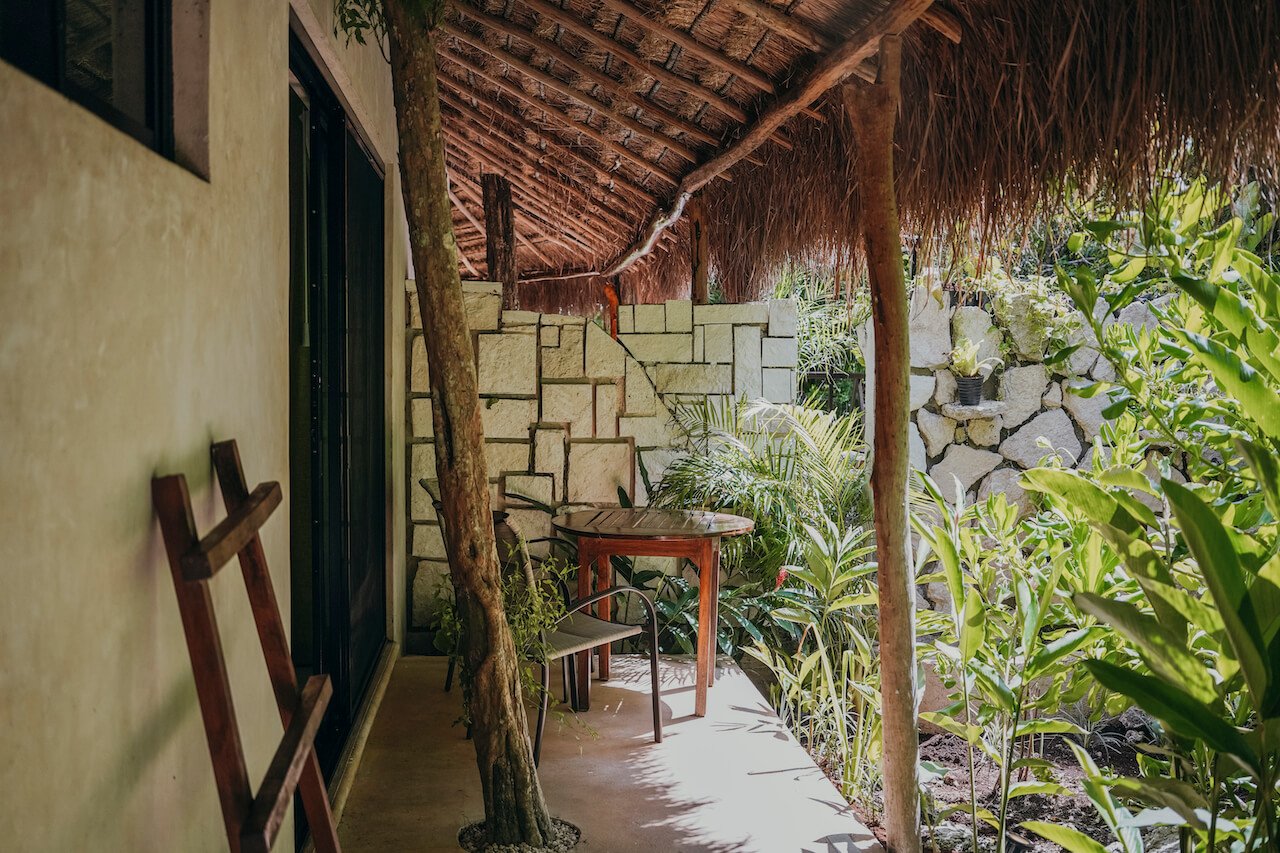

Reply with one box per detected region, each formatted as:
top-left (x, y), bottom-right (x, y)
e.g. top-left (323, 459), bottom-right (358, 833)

top-left (1014, 718), bottom-right (1087, 738)
top-left (959, 586), bottom-right (985, 660)
top-left (1105, 777), bottom-right (1209, 828)
top-left (1027, 626), bottom-right (1104, 677)
top-left (1174, 329), bottom-right (1280, 441)
top-left (1163, 479), bottom-right (1270, 709)
top-left (1009, 780), bottom-right (1070, 799)
top-left (919, 712), bottom-right (984, 746)
top-left (1020, 822), bottom-right (1110, 853)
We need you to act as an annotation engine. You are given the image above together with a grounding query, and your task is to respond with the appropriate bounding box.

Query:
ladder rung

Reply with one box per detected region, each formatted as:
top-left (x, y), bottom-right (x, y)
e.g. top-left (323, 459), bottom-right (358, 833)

top-left (180, 482), bottom-right (282, 581)
top-left (240, 675), bottom-right (333, 853)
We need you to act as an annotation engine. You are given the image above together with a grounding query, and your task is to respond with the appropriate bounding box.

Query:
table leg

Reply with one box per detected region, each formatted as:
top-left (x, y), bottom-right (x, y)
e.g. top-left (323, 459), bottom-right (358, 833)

top-left (597, 551), bottom-right (612, 681)
top-left (695, 538), bottom-right (714, 717)
top-left (575, 539), bottom-right (594, 711)
top-left (708, 538), bottom-right (721, 687)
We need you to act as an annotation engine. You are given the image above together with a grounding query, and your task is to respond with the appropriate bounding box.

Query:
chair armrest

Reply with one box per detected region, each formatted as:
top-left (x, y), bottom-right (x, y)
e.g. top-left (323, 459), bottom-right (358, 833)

top-left (564, 585), bottom-right (657, 626)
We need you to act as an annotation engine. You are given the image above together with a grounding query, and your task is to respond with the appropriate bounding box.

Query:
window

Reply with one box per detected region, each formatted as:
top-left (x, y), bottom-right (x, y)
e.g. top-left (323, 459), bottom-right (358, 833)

top-left (1, 0), bottom-right (172, 153)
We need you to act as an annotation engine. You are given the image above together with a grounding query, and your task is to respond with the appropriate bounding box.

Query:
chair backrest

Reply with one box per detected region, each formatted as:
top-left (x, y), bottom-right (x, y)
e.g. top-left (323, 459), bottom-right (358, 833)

top-left (421, 478), bottom-right (535, 588)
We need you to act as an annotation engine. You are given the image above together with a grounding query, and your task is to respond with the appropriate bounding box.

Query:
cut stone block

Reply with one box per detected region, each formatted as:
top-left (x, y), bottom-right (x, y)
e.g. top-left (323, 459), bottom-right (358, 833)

top-left (543, 325), bottom-right (585, 379)
top-left (653, 363), bottom-right (732, 394)
top-left (703, 325), bottom-right (733, 363)
top-left (617, 305), bottom-right (634, 334)
top-left (666, 299), bottom-right (693, 332)
top-left (585, 322), bottom-right (626, 378)
top-left (567, 440), bottom-right (633, 504)
top-left (462, 283), bottom-right (502, 331)
top-left (768, 299), bottom-right (798, 337)
top-left (762, 368), bottom-right (793, 403)
top-left (619, 414), bottom-right (682, 447)
top-left (477, 332), bottom-right (537, 395)
top-left (533, 427), bottom-right (567, 494)
top-left (762, 337), bottom-right (799, 368)
top-left (412, 442), bottom-right (437, 483)
top-left (917, 409), bottom-right (955, 457)
top-left (693, 326), bottom-right (705, 361)
top-left (909, 374), bottom-right (934, 411)
top-left (502, 309), bottom-right (541, 326)
top-left (410, 335), bottom-right (429, 392)
top-left (634, 304), bottom-right (666, 333)
top-left (595, 382), bottom-right (622, 438)
top-left (407, 290), bottom-right (422, 330)
top-left (540, 325), bottom-right (560, 347)
top-left (480, 398), bottom-right (536, 440)
top-left (694, 303), bottom-right (769, 325)
top-left (502, 473), bottom-right (556, 506)
top-left (504, 509), bottom-right (553, 555)
top-left (410, 479), bottom-right (436, 521)
top-left (734, 325), bottom-right (763, 399)
top-left (411, 398), bottom-right (434, 438)
top-left (618, 333), bottom-right (693, 363)
top-left (541, 383), bottom-right (594, 437)
top-left (484, 441), bottom-right (530, 478)
top-left (931, 445), bottom-right (1002, 495)
top-left (637, 447), bottom-right (682, 485)
top-left (412, 523), bottom-right (446, 559)
top-left (999, 409), bottom-right (1081, 468)
top-left (624, 359), bottom-right (658, 416)
top-left (909, 287), bottom-right (953, 369)
top-left (999, 364), bottom-right (1049, 429)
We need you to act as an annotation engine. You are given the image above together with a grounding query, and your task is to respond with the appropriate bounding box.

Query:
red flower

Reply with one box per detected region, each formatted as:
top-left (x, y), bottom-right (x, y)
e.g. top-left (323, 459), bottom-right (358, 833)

top-left (775, 568), bottom-right (789, 590)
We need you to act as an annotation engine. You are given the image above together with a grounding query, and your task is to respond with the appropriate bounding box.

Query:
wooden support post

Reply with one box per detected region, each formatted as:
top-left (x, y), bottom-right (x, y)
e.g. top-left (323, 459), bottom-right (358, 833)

top-left (482, 173), bottom-right (518, 309)
top-left (844, 36), bottom-right (920, 853)
top-left (604, 281), bottom-right (620, 338)
top-left (688, 194), bottom-right (710, 304)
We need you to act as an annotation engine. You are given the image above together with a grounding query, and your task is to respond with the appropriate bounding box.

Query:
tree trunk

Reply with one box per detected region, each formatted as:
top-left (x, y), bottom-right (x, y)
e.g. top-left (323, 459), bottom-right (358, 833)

top-left (844, 36), bottom-right (921, 853)
top-left (384, 1), bottom-right (554, 845)
top-left (482, 172), bottom-right (518, 309)
top-left (688, 193), bottom-right (710, 304)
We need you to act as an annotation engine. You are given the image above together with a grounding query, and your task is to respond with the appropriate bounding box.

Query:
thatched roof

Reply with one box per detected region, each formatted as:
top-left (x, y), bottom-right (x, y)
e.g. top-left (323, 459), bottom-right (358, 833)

top-left (440, 0), bottom-right (1280, 305)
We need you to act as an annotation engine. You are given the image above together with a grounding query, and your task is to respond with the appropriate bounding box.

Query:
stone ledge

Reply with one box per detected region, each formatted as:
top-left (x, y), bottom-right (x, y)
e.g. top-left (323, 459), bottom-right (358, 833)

top-left (940, 401), bottom-right (1008, 421)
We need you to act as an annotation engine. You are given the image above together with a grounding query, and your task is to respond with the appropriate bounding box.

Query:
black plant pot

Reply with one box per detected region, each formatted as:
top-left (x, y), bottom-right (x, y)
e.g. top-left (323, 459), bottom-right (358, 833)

top-left (955, 375), bottom-right (983, 406)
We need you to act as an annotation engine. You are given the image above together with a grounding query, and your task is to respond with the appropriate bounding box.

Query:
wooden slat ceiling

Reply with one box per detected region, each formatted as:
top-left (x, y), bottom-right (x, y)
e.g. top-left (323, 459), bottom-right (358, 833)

top-left (439, 0), bottom-right (959, 280)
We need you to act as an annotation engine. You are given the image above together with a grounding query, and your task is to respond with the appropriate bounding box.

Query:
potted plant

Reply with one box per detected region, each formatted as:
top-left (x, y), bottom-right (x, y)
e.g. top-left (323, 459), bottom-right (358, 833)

top-left (950, 337), bottom-right (1002, 405)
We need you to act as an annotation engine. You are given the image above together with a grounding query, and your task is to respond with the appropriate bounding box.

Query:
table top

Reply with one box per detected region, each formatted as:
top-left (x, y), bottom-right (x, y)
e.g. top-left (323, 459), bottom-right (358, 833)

top-left (553, 508), bottom-right (754, 541)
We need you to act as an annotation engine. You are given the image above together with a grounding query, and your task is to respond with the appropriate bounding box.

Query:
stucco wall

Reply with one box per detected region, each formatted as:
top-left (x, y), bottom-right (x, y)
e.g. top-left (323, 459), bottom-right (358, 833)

top-left (0, 3), bottom-right (403, 849)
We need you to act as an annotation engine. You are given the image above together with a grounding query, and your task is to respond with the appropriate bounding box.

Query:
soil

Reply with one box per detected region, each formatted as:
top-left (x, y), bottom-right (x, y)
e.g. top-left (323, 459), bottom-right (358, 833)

top-left (458, 819), bottom-right (582, 852)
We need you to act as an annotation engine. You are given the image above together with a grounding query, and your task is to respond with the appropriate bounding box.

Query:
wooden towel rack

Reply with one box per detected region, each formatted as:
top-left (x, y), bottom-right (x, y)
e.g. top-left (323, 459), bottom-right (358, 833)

top-left (152, 439), bottom-right (340, 853)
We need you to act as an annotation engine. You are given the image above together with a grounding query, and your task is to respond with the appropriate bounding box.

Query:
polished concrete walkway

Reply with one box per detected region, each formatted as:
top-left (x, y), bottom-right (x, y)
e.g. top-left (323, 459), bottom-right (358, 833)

top-left (338, 655), bottom-right (880, 852)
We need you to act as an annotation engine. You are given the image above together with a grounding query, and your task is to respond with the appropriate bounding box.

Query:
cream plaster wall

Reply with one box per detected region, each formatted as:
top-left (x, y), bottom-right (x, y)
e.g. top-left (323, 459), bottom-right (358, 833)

top-left (0, 2), bottom-right (404, 848)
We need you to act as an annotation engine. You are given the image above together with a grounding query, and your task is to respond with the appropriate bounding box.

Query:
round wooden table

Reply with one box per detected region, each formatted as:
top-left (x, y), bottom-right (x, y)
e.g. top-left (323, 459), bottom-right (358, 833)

top-left (552, 508), bottom-right (754, 717)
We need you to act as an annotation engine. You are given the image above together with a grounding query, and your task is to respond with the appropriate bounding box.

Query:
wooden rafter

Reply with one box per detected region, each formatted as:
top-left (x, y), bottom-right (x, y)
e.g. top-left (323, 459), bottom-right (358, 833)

top-left (452, 174), bottom-right (574, 263)
top-left (437, 51), bottom-right (681, 186)
top-left (451, 171), bottom-right (561, 267)
top-left (727, 0), bottom-right (960, 51)
top-left (447, 184), bottom-right (484, 277)
top-left (604, 0), bottom-right (940, 276)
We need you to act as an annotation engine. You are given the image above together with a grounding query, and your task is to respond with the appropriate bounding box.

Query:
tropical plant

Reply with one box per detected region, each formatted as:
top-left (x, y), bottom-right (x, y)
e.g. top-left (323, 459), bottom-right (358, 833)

top-left (948, 336), bottom-right (1002, 378)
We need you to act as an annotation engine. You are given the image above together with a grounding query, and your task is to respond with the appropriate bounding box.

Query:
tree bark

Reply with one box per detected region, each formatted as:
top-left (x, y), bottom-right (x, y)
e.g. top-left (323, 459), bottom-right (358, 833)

top-left (384, 1), bottom-right (554, 845)
top-left (844, 36), bottom-right (921, 853)
top-left (688, 193), bottom-right (710, 304)
top-left (482, 172), bottom-right (519, 309)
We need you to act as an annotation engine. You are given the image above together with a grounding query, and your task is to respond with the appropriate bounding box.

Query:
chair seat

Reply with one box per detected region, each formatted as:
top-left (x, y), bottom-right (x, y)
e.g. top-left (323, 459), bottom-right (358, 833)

top-left (544, 612), bottom-right (643, 660)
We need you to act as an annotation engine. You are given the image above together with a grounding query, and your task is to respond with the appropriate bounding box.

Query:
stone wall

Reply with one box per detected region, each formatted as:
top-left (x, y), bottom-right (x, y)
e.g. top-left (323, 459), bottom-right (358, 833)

top-left (865, 284), bottom-right (1167, 514)
top-left (404, 282), bottom-right (797, 641)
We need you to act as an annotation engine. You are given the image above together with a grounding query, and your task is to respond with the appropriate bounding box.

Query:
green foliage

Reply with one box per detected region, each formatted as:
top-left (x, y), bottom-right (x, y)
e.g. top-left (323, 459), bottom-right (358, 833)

top-left (948, 336), bottom-right (1002, 377)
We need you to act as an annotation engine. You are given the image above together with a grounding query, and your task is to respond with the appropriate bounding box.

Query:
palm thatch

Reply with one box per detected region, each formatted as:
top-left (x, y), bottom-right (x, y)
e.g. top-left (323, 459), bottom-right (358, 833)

top-left (442, 0), bottom-right (1280, 306)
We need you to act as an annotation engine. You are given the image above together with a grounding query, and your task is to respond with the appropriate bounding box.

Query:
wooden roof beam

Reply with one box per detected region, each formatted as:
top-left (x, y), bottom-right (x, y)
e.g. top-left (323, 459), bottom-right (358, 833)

top-left (452, 173), bottom-right (582, 261)
top-left (604, 0), bottom-right (940, 276)
top-left (451, 170), bottom-right (565, 266)
top-left (437, 51), bottom-right (681, 187)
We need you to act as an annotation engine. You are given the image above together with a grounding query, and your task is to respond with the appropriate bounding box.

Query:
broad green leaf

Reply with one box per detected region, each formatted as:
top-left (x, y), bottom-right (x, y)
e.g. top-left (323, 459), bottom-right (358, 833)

top-left (1105, 776), bottom-right (1209, 828)
top-left (1073, 592), bottom-right (1217, 704)
top-left (971, 659), bottom-right (1017, 714)
top-left (1014, 718), bottom-right (1087, 738)
top-left (1020, 822), bottom-right (1109, 853)
top-left (1008, 780), bottom-right (1069, 798)
top-left (1027, 627), bottom-right (1104, 677)
top-left (1172, 274), bottom-right (1280, 382)
top-left (919, 712), bottom-right (984, 747)
top-left (959, 586), bottom-right (985, 660)
top-left (1164, 479), bottom-right (1270, 709)
top-left (1174, 329), bottom-right (1280, 440)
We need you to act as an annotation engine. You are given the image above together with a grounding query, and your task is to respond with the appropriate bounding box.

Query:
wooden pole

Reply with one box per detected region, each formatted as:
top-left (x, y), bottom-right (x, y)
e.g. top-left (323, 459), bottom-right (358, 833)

top-left (384, 1), bottom-right (554, 845)
top-left (843, 36), bottom-right (920, 853)
top-left (482, 173), bottom-right (519, 308)
top-left (688, 194), bottom-right (710, 304)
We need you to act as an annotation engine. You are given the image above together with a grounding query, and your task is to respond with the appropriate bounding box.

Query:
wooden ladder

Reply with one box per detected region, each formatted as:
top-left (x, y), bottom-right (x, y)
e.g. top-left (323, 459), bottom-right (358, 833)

top-left (152, 439), bottom-right (341, 853)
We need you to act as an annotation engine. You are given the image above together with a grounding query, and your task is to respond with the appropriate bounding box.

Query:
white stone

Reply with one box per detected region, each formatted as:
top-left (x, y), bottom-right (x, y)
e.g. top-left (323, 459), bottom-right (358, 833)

top-left (998, 364), bottom-right (1049, 429)
top-left (540, 325), bottom-right (560, 347)
top-left (734, 325), bottom-right (763, 399)
top-left (1068, 345), bottom-right (1100, 377)
top-left (477, 332), bottom-right (537, 395)
top-left (541, 383), bottom-right (595, 436)
top-left (617, 305), bottom-right (634, 334)
top-left (703, 325), bottom-right (733, 363)
top-left (1042, 382), bottom-right (1063, 409)
top-left (412, 443), bottom-right (437, 483)
top-left (1116, 299), bottom-right (1162, 333)
top-left (410, 335), bottom-right (429, 392)
top-left (934, 370), bottom-right (956, 406)
top-left (768, 299), bottom-right (798, 337)
top-left (533, 427), bottom-right (567, 493)
top-left (693, 326), bottom-right (705, 361)
top-left (941, 401), bottom-right (1007, 421)
top-left (407, 290), bottom-right (422, 330)
top-left (761, 337), bottom-right (799, 368)
top-left (585, 322), bottom-right (627, 378)
top-left (595, 382), bottom-right (621, 438)
top-left (997, 292), bottom-right (1051, 360)
top-left (999, 409), bottom-right (1081, 468)
top-left (665, 299), bottom-right (693, 332)
top-left (910, 375), bottom-right (935, 411)
top-left (968, 416), bottom-right (1003, 447)
top-left (637, 447), bottom-right (681, 487)
top-left (762, 368), bottom-right (793, 403)
top-left (410, 478), bottom-right (436, 521)
top-left (952, 306), bottom-right (1002, 363)
top-left (502, 309), bottom-right (541, 326)
top-left (917, 410), bottom-right (956, 457)
top-left (462, 282), bottom-right (502, 331)
top-left (653, 363), bottom-right (733, 394)
top-left (485, 441), bottom-right (530, 478)
top-left (503, 509), bottom-right (553, 555)
top-left (931, 445), bottom-right (1002, 495)
top-left (480, 398), bottom-right (535, 439)
top-left (502, 473), bottom-right (555, 506)
top-left (1063, 381), bottom-right (1111, 440)
top-left (634, 304), bottom-right (666, 333)
top-left (909, 424), bottom-right (927, 472)
top-left (693, 303), bottom-right (769, 325)
top-left (909, 287), bottom-right (953, 369)
top-left (619, 414), bottom-right (682, 447)
top-left (624, 359), bottom-right (658, 416)
top-left (977, 468), bottom-right (1033, 517)
top-left (1091, 356), bottom-right (1116, 382)
top-left (543, 325), bottom-right (585, 379)
top-left (413, 523), bottom-right (447, 559)
top-left (567, 441), bottom-right (633, 503)
top-left (618, 333), bottom-right (693, 363)
top-left (411, 398), bottom-right (434, 438)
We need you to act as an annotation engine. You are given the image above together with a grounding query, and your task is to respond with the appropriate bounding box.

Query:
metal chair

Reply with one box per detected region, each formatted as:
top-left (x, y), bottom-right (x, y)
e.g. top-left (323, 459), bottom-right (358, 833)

top-left (421, 480), bottom-right (662, 765)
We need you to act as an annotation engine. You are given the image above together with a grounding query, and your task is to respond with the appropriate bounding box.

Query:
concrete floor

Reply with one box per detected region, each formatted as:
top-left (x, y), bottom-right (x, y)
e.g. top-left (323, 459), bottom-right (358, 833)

top-left (338, 655), bottom-right (882, 853)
